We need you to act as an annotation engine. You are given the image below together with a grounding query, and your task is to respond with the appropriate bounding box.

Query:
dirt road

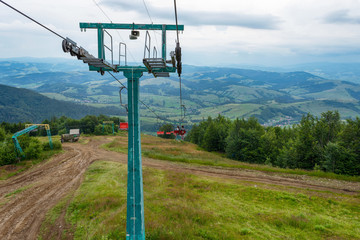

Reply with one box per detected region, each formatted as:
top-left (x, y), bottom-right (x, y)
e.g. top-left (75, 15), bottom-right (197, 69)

top-left (0, 137), bottom-right (359, 239)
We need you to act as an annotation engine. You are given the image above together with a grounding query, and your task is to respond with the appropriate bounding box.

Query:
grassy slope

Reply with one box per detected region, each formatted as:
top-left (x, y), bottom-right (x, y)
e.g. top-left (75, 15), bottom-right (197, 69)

top-left (39, 135), bottom-right (360, 239)
top-left (103, 134), bottom-right (360, 182)
top-left (42, 160), bottom-right (360, 239)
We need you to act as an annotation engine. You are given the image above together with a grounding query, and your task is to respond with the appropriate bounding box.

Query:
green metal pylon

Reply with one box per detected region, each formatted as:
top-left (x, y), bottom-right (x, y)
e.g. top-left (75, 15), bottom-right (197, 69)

top-left (46, 129), bottom-right (53, 149)
top-left (124, 69), bottom-right (145, 240)
top-left (102, 121), bottom-right (115, 135)
top-left (63, 22), bottom-right (184, 240)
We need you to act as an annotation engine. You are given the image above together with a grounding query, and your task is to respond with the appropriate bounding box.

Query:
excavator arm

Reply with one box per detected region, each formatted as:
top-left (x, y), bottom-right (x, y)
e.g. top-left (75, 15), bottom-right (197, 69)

top-left (12, 125), bottom-right (39, 157)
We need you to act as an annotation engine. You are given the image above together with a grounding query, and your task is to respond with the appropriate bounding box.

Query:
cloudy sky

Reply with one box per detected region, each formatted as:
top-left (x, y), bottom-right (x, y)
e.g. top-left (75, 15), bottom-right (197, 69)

top-left (1, 0), bottom-right (360, 67)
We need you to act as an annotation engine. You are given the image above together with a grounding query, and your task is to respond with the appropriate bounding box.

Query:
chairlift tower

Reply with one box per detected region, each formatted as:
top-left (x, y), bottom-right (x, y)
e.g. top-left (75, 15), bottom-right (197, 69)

top-left (102, 121), bottom-right (115, 135)
top-left (63, 22), bottom-right (184, 240)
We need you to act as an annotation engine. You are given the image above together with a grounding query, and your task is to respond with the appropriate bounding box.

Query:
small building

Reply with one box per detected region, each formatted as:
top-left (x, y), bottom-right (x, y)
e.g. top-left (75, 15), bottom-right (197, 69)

top-left (69, 129), bottom-right (80, 135)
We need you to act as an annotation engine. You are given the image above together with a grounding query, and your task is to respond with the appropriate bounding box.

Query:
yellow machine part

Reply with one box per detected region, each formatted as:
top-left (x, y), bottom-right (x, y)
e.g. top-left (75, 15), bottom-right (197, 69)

top-left (25, 124), bottom-right (50, 131)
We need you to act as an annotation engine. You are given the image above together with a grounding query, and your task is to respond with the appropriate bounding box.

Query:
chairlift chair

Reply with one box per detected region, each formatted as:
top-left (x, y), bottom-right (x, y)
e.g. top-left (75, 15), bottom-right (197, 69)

top-left (119, 122), bottom-right (129, 130)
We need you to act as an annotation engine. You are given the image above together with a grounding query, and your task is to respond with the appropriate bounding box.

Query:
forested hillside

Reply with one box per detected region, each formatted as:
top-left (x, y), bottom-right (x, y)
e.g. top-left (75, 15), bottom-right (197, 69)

top-left (0, 84), bottom-right (125, 122)
top-left (187, 111), bottom-right (360, 176)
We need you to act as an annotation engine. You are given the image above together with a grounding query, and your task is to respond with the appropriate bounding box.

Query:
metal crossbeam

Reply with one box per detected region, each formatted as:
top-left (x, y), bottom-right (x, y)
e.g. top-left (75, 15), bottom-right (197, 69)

top-left (80, 23), bottom-right (184, 31)
top-left (80, 22), bottom-right (184, 64)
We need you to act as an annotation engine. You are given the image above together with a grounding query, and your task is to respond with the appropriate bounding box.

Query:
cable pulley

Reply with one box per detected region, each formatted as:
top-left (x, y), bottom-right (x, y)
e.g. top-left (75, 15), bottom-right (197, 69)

top-left (175, 42), bottom-right (181, 63)
top-left (177, 61), bottom-right (182, 77)
top-left (175, 42), bottom-right (182, 76)
top-left (62, 39), bottom-right (70, 53)
top-left (174, 0), bottom-right (182, 77)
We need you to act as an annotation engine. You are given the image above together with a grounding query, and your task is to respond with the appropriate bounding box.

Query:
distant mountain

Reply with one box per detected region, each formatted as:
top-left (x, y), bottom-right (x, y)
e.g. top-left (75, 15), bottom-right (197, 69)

top-left (1, 59), bottom-right (360, 125)
top-left (0, 84), bottom-right (125, 123)
top-left (229, 62), bottom-right (360, 84)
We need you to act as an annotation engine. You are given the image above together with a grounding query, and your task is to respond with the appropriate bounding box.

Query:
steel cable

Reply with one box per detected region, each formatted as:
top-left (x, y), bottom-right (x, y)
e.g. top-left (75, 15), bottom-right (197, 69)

top-left (0, 0), bottom-right (66, 40)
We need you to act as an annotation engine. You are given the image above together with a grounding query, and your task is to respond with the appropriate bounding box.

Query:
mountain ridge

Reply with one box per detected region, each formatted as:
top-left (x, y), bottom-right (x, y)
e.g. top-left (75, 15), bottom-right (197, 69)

top-left (0, 84), bottom-right (125, 123)
top-left (0, 59), bottom-right (359, 125)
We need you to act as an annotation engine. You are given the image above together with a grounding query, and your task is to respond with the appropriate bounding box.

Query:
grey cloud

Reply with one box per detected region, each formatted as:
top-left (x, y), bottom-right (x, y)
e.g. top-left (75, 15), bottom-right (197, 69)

top-left (180, 11), bottom-right (281, 29)
top-left (101, 0), bottom-right (138, 11)
top-left (324, 9), bottom-right (360, 24)
top-left (101, 0), bottom-right (281, 30)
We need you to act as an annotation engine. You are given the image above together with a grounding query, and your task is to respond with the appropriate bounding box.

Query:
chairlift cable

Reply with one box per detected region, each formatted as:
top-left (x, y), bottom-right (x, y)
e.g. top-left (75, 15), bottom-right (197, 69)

top-left (1, 0), bottom-right (182, 131)
top-left (91, 0), bottom-right (139, 64)
top-left (179, 75), bottom-right (183, 122)
top-left (142, 0), bottom-right (153, 24)
top-left (107, 72), bottom-right (165, 122)
top-left (173, 0), bottom-right (179, 43)
top-left (173, 0), bottom-right (185, 125)
top-left (141, 0), bottom-right (160, 57)
top-left (92, 0), bottom-right (113, 23)
top-left (0, 0), bottom-right (66, 40)
top-left (108, 71), bottom-right (126, 88)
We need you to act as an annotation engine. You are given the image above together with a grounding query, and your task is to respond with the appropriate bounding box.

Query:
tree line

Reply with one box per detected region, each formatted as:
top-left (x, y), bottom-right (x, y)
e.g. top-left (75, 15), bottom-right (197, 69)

top-left (0, 115), bottom-right (126, 166)
top-left (186, 111), bottom-right (360, 176)
top-left (0, 114), bottom-right (126, 136)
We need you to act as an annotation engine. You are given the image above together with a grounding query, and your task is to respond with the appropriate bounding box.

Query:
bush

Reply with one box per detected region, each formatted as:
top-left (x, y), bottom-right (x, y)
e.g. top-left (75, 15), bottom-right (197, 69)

top-left (42, 140), bottom-right (61, 151)
top-left (158, 124), bottom-right (176, 139)
top-left (94, 124), bottom-right (102, 135)
top-left (42, 141), bottom-right (51, 151)
top-left (58, 129), bottom-right (67, 135)
top-left (24, 139), bottom-right (42, 159)
top-left (17, 135), bottom-right (32, 150)
top-left (0, 140), bottom-right (17, 165)
top-left (0, 127), bottom-right (6, 142)
top-left (52, 141), bottom-right (62, 150)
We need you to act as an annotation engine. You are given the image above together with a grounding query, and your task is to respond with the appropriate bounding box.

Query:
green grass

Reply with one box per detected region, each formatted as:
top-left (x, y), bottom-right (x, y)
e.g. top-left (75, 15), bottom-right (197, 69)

top-left (4, 185), bottom-right (30, 198)
top-left (53, 160), bottom-right (360, 239)
top-left (41, 93), bottom-right (78, 102)
top-left (38, 193), bottom-right (75, 240)
top-left (0, 149), bottom-right (63, 180)
top-left (0, 185), bottom-right (32, 208)
top-left (102, 135), bottom-right (360, 182)
top-left (0, 138), bottom-right (63, 180)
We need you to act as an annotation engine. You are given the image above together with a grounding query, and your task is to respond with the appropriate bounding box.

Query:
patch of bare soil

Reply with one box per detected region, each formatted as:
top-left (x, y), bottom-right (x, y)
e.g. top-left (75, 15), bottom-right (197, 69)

top-left (0, 137), bottom-right (123, 240)
top-left (0, 136), bottom-right (359, 240)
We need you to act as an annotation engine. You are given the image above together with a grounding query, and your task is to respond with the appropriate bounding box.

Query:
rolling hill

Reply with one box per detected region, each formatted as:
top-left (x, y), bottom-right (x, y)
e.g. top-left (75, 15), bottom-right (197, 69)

top-left (1, 59), bottom-right (360, 126)
top-left (0, 84), bottom-right (125, 123)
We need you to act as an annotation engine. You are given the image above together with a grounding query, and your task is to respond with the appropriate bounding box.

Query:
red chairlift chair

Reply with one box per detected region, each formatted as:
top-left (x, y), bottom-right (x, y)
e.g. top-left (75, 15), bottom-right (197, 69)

top-left (119, 122), bottom-right (129, 130)
top-left (157, 126), bottom-right (186, 140)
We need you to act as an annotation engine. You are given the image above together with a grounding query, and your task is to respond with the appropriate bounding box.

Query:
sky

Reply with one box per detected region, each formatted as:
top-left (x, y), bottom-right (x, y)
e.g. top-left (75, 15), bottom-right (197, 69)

top-left (1, 0), bottom-right (360, 67)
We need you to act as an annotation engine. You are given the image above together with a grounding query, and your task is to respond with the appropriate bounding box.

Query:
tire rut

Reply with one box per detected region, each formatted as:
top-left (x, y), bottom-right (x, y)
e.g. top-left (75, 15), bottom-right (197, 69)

top-left (0, 136), bottom-right (359, 240)
top-left (0, 139), bottom-right (102, 240)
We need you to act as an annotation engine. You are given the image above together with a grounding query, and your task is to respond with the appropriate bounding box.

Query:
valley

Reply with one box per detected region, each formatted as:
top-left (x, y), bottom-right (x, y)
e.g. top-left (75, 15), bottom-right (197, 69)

top-left (1, 59), bottom-right (360, 131)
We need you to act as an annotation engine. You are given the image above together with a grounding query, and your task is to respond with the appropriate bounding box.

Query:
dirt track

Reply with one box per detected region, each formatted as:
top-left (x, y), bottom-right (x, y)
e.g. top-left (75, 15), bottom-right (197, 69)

top-left (0, 137), bottom-right (359, 240)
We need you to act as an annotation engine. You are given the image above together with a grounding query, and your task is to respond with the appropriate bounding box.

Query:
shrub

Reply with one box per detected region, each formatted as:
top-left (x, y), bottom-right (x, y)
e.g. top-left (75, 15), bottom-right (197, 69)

top-left (0, 140), bottom-right (17, 165)
top-left (158, 124), bottom-right (176, 139)
top-left (42, 141), bottom-right (51, 151)
top-left (42, 140), bottom-right (62, 151)
top-left (24, 139), bottom-right (42, 160)
top-left (0, 127), bottom-right (6, 142)
top-left (17, 135), bottom-right (32, 150)
top-left (52, 141), bottom-right (62, 150)
top-left (92, 124), bottom-right (114, 135)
